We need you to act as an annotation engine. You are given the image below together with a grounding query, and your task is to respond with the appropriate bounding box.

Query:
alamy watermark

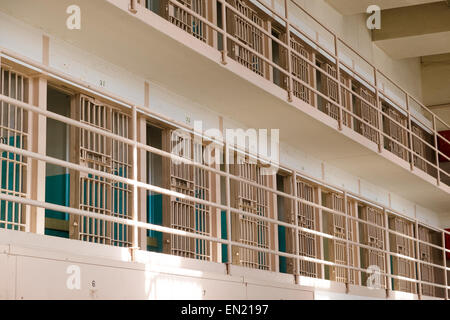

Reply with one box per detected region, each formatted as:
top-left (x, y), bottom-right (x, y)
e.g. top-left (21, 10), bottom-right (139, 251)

top-left (366, 265), bottom-right (382, 290)
top-left (66, 265), bottom-right (81, 290)
top-left (367, 5), bottom-right (381, 30)
top-left (170, 120), bottom-right (280, 175)
top-left (66, 5), bottom-right (81, 30)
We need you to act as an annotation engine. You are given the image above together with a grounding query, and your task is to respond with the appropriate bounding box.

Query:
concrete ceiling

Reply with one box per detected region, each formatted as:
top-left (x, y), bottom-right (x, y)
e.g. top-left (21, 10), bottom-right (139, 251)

top-left (372, 1), bottom-right (450, 59)
top-left (325, 0), bottom-right (442, 15)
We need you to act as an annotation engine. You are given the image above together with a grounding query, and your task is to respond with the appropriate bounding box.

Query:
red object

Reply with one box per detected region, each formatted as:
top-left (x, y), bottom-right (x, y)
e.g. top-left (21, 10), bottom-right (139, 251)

top-left (438, 131), bottom-right (450, 162)
top-left (446, 229), bottom-right (450, 260)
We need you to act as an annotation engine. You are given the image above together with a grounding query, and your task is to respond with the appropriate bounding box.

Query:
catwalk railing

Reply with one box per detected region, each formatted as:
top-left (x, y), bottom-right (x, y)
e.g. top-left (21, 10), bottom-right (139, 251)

top-left (137, 0), bottom-right (450, 188)
top-left (0, 88), bottom-right (449, 298)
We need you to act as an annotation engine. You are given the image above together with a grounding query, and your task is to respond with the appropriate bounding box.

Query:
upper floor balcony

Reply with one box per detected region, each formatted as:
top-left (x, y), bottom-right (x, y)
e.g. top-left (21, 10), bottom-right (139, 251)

top-left (2, 0), bottom-right (450, 215)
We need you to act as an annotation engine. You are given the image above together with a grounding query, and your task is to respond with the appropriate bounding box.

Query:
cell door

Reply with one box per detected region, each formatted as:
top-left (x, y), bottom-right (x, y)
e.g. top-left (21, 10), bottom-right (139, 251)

top-left (383, 105), bottom-right (408, 161)
top-left (45, 87), bottom-right (71, 238)
top-left (360, 206), bottom-right (386, 288)
top-left (165, 130), bottom-right (211, 260)
top-left (0, 67), bottom-right (29, 231)
top-left (354, 87), bottom-right (379, 144)
top-left (70, 95), bottom-right (132, 247)
top-left (290, 36), bottom-right (311, 104)
top-left (316, 62), bottom-right (339, 121)
top-left (418, 226), bottom-right (435, 297)
top-left (166, 0), bottom-right (208, 42)
top-left (389, 216), bottom-right (416, 293)
top-left (230, 156), bottom-right (270, 270)
top-left (340, 72), bottom-right (353, 128)
top-left (412, 125), bottom-right (429, 173)
top-left (226, 0), bottom-right (265, 77)
top-left (271, 27), bottom-right (287, 89)
top-left (296, 180), bottom-right (317, 278)
top-left (327, 193), bottom-right (348, 283)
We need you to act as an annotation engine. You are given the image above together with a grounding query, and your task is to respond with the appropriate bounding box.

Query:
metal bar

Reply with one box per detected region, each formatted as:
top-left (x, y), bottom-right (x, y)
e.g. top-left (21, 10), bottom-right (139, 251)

top-left (442, 231), bottom-right (448, 300)
top-left (225, 145), bottom-right (232, 266)
top-left (132, 106), bottom-right (139, 252)
top-left (433, 114), bottom-right (441, 186)
top-left (415, 221), bottom-right (423, 299)
top-left (383, 208), bottom-right (392, 293)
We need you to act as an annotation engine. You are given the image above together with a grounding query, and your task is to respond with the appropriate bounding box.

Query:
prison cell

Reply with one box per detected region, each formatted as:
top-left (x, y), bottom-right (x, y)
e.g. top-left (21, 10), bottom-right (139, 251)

top-left (296, 179), bottom-right (318, 278)
top-left (382, 103), bottom-right (409, 162)
top-left (359, 205), bottom-right (386, 288)
top-left (353, 86), bottom-right (379, 144)
top-left (411, 123), bottom-right (435, 176)
top-left (340, 71), bottom-right (353, 128)
top-left (0, 67), bottom-right (29, 231)
top-left (230, 155), bottom-right (270, 270)
top-left (290, 35), bottom-right (312, 104)
top-left (71, 95), bottom-right (132, 246)
top-left (164, 0), bottom-right (209, 42)
top-left (226, 0), bottom-right (266, 77)
top-left (324, 193), bottom-right (358, 284)
top-left (418, 226), bottom-right (436, 297)
top-left (276, 173), bottom-right (293, 273)
top-left (165, 130), bottom-right (211, 260)
top-left (270, 26), bottom-right (287, 89)
top-left (346, 199), bottom-right (360, 285)
top-left (316, 62), bottom-right (340, 121)
top-left (111, 110), bottom-right (132, 246)
top-left (389, 216), bottom-right (416, 293)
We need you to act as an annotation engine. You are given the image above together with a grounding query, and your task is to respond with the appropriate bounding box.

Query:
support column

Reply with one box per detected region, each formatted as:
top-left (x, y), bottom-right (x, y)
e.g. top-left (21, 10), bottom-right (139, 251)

top-left (30, 77), bottom-right (47, 234)
top-left (137, 114), bottom-right (147, 251)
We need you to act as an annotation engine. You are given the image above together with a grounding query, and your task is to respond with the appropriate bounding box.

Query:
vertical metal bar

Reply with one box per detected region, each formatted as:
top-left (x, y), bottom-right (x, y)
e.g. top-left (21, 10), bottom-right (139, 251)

top-left (225, 145), bottom-right (232, 267)
top-left (415, 221), bottom-right (423, 299)
top-left (383, 208), bottom-right (392, 295)
top-left (317, 186), bottom-right (325, 279)
top-left (432, 114), bottom-right (441, 186)
top-left (406, 94), bottom-right (415, 172)
top-left (374, 70), bottom-right (383, 153)
top-left (220, 0), bottom-right (227, 64)
top-left (284, 0), bottom-right (294, 102)
top-left (343, 191), bottom-right (351, 286)
top-left (442, 231), bottom-right (448, 300)
top-left (334, 36), bottom-right (343, 131)
top-left (292, 173), bottom-right (300, 279)
top-left (131, 106), bottom-right (139, 256)
top-left (129, 0), bottom-right (138, 13)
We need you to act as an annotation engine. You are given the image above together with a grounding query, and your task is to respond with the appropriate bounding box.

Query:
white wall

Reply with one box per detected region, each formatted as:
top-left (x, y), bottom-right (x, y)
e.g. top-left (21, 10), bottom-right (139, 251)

top-left (0, 229), bottom-right (414, 300)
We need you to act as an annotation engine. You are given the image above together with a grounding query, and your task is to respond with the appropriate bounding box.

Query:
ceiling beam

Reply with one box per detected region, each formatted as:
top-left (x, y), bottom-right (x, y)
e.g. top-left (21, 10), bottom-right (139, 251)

top-left (325, 0), bottom-right (442, 15)
top-left (372, 2), bottom-right (450, 58)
